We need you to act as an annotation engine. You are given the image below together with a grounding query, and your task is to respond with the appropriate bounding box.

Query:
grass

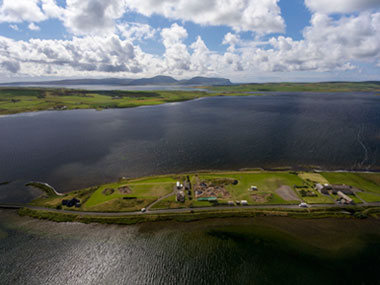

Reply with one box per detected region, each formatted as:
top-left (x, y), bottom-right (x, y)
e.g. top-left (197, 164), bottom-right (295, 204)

top-left (298, 172), bottom-right (329, 184)
top-left (302, 191), bottom-right (334, 204)
top-left (194, 172), bottom-right (303, 205)
top-left (207, 82), bottom-right (380, 93)
top-left (83, 178), bottom-right (175, 212)
top-left (0, 87), bottom-right (248, 115)
top-left (320, 172), bottom-right (380, 194)
top-left (357, 192), bottom-right (380, 203)
top-left (1, 83), bottom-right (379, 115)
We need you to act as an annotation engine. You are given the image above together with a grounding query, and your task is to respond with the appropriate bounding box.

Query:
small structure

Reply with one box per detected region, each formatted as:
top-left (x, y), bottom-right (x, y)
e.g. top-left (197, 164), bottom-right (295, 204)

top-left (315, 183), bottom-right (325, 194)
top-left (197, 197), bottom-right (217, 202)
top-left (184, 180), bottom-right (191, 190)
top-left (250, 186), bottom-right (258, 191)
top-left (337, 191), bottom-right (354, 205)
top-left (176, 191), bottom-right (185, 202)
top-left (241, 200), bottom-right (248, 206)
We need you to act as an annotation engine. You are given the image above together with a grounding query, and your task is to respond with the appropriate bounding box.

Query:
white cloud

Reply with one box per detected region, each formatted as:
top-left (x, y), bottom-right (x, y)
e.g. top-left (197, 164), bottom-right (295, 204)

top-left (305, 0), bottom-right (380, 14)
top-left (28, 23), bottom-right (40, 31)
top-left (117, 22), bottom-right (157, 41)
top-left (0, 0), bottom-right (47, 23)
top-left (124, 0), bottom-right (285, 34)
top-left (63, 0), bottom-right (127, 35)
top-left (0, 34), bottom-right (146, 76)
top-left (161, 24), bottom-right (191, 72)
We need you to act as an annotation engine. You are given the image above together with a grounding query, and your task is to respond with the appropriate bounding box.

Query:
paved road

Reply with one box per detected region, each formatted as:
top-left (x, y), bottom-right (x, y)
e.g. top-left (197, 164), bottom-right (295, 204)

top-left (2, 202), bottom-right (380, 217)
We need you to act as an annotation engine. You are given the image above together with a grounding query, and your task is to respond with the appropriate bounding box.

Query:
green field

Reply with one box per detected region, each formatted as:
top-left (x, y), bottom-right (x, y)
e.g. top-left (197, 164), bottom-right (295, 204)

top-left (357, 192), bottom-right (380, 202)
top-left (1, 82), bottom-right (379, 115)
top-left (320, 172), bottom-right (380, 194)
top-left (208, 82), bottom-right (380, 93)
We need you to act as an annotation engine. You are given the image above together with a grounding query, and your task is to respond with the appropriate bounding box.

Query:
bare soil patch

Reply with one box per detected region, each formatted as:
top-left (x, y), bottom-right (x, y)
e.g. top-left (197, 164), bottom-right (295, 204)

top-left (102, 188), bottom-right (115, 196)
top-left (276, 185), bottom-right (300, 201)
top-left (194, 177), bottom-right (231, 198)
top-left (251, 193), bottom-right (272, 203)
top-left (118, 185), bottom-right (132, 194)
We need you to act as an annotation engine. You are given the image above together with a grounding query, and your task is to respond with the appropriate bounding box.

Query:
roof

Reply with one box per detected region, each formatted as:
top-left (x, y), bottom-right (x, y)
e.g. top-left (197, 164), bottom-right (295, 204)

top-left (197, 197), bottom-right (217, 201)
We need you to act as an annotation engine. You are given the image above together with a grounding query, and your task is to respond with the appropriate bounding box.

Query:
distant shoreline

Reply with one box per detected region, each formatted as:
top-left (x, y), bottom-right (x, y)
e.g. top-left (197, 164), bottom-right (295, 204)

top-left (0, 82), bottom-right (379, 115)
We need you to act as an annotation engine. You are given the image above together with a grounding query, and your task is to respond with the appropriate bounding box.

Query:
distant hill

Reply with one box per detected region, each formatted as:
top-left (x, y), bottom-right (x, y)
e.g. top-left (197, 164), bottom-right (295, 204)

top-left (0, 76), bottom-right (232, 86)
top-left (180, 76), bottom-right (232, 86)
top-left (128, 75), bottom-right (178, 86)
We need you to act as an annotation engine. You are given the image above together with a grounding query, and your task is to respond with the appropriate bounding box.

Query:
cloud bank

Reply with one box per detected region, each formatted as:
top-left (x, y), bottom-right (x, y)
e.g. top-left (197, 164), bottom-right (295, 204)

top-left (0, 0), bottom-right (379, 81)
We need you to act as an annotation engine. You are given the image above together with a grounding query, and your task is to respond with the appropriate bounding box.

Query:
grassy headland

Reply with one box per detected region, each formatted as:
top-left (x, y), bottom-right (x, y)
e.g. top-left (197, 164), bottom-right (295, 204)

top-left (1, 81), bottom-right (379, 115)
top-left (24, 170), bottom-right (380, 224)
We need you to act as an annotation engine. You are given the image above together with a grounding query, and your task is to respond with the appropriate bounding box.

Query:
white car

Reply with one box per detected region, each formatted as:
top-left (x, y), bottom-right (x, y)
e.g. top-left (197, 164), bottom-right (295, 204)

top-left (298, 202), bottom-right (309, 208)
top-left (141, 208), bottom-right (146, 213)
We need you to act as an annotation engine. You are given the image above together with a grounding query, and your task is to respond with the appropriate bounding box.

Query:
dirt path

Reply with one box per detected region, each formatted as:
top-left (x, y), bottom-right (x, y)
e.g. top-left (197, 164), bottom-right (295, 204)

top-left (146, 190), bottom-right (176, 211)
top-left (276, 185), bottom-right (301, 201)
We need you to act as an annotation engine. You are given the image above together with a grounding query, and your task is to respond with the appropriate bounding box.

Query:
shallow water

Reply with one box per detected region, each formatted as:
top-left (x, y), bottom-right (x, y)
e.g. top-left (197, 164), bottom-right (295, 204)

top-left (1, 211), bottom-right (380, 285)
top-left (0, 92), bottom-right (380, 203)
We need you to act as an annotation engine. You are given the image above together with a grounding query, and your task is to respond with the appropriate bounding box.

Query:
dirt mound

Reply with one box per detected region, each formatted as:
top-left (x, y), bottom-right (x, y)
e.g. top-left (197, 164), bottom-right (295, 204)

top-left (118, 185), bottom-right (132, 194)
top-left (276, 185), bottom-right (300, 201)
top-left (251, 193), bottom-right (272, 203)
top-left (102, 188), bottom-right (115, 196)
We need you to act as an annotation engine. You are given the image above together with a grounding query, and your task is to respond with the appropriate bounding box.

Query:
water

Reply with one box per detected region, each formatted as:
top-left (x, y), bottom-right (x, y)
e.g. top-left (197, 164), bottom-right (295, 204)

top-left (1, 92), bottom-right (380, 203)
top-left (1, 210), bottom-right (380, 285)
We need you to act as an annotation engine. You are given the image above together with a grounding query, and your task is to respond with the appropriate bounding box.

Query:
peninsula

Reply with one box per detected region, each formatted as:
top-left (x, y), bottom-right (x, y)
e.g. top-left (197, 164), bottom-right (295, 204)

top-left (18, 170), bottom-right (380, 225)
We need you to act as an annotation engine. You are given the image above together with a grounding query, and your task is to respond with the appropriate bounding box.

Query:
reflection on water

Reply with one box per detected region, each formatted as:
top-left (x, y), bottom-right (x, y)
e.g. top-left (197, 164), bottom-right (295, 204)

top-left (1, 211), bottom-right (380, 284)
top-left (0, 92), bottom-right (379, 203)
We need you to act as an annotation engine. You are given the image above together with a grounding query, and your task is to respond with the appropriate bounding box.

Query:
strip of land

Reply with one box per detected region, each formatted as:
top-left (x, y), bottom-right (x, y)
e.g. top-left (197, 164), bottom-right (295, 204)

top-left (0, 82), bottom-right (379, 115)
top-left (11, 170), bottom-right (380, 224)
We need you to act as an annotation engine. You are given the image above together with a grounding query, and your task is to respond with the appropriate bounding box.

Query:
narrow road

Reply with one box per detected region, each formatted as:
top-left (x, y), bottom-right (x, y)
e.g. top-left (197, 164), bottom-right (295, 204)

top-left (2, 202), bottom-right (380, 217)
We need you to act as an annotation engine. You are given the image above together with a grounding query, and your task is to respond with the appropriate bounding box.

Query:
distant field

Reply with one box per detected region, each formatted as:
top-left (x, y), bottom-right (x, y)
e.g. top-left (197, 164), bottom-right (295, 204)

top-left (320, 172), bottom-right (380, 194)
top-left (1, 82), bottom-right (379, 115)
top-left (208, 82), bottom-right (380, 93)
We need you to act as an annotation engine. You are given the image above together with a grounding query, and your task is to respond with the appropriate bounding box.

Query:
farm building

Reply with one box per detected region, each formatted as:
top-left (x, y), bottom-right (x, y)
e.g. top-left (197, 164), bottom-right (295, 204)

top-left (316, 183), bottom-right (357, 195)
top-left (337, 191), bottom-right (354, 205)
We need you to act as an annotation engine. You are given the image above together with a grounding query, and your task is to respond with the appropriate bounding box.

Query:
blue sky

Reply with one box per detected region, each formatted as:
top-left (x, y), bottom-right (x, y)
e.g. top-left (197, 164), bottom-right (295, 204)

top-left (0, 0), bottom-right (379, 82)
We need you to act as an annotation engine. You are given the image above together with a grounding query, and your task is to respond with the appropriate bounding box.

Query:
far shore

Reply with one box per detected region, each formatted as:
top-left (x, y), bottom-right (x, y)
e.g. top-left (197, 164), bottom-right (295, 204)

top-left (0, 82), bottom-right (379, 115)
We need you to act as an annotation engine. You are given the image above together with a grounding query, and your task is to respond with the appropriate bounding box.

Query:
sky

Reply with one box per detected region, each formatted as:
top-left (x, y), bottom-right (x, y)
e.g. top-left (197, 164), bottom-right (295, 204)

top-left (0, 0), bottom-right (379, 83)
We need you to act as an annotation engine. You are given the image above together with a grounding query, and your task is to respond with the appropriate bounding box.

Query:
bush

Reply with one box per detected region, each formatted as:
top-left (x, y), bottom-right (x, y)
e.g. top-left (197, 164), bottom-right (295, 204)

top-left (353, 211), bottom-right (368, 219)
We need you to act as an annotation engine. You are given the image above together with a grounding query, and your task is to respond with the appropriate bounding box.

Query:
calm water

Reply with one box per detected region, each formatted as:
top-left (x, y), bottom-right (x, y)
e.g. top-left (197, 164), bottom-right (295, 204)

top-left (1, 92), bottom-right (380, 203)
top-left (1, 211), bottom-right (380, 285)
